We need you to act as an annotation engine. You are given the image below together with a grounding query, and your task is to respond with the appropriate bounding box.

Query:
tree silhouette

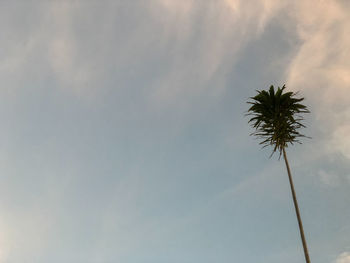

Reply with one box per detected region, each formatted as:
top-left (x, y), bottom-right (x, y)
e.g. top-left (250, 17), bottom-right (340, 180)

top-left (247, 85), bottom-right (311, 263)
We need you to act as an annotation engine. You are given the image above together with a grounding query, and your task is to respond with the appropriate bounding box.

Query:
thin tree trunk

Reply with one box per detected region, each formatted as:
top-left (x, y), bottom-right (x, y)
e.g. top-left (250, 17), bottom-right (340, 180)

top-left (282, 147), bottom-right (311, 263)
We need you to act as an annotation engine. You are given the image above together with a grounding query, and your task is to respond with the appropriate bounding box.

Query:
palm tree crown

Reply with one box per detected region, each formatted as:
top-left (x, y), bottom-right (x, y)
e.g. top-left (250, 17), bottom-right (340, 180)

top-left (247, 85), bottom-right (309, 156)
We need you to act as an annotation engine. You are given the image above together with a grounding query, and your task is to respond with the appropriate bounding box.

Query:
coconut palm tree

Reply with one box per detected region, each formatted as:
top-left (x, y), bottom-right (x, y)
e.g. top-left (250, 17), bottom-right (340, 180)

top-left (247, 85), bottom-right (311, 263)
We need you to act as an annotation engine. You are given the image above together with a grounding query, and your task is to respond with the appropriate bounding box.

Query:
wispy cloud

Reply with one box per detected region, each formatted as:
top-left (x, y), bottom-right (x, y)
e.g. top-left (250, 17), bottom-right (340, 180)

top-left (286, 0), bottom-right (350, 160)
top-left (148, 0), bottom-right (286, 109)
top-left (335, 252), bottom-right (350, 263)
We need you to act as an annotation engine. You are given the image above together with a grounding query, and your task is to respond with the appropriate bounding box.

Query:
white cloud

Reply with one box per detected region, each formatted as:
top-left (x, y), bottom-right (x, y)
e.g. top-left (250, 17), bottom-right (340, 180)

top-left (335, 252), bottom-right (350, 263)
top-left (286, 0), bottom-right (350, 159)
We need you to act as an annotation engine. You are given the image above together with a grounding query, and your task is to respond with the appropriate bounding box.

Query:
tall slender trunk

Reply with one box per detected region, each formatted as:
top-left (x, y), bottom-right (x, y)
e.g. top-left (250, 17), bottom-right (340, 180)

top-left (282, 147), bottom-right (311, 263)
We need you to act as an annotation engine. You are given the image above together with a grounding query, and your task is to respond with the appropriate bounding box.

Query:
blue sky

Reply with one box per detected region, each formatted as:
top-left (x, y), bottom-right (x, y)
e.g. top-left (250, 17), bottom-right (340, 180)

top-left (0, 1), bottom-right (350, 262)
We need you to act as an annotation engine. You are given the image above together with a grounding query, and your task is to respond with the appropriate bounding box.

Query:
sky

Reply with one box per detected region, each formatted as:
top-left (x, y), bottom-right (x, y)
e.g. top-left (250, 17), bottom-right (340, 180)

top-left (0, 0), bottom-right (349, 262)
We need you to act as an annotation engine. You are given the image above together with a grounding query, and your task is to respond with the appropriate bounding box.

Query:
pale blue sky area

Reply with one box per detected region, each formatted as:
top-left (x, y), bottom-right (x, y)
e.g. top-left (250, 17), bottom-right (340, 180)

top-left (0, 1), bottom-right (349, 262)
